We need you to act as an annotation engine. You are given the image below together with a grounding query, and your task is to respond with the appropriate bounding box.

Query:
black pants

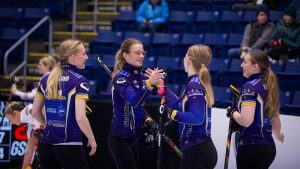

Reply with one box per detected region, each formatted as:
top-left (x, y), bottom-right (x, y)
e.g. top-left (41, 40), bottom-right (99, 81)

top-left (180, 140), bottom-right (218, 169)
top-left (38, 143), bottom-right (88, 169)
top-left (268, 45), bottom-right (298, 60)
top-left (237, 145), bottom-right (276, 169)
top-left (108, 134), bottom-right (139, 169)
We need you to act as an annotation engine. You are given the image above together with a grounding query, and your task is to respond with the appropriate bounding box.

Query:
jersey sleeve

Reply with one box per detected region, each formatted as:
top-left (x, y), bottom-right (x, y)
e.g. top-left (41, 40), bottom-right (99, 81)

top-left (240, 84), bottom-right (257, 107)
top-left (113, 76), bottom-right (150, 108)
top-left (174, 82), bottom-right (206, 125)
top-left (75, 77), bottom-right (89, 100)
top-left (36, 76), bottom-right (47, 99)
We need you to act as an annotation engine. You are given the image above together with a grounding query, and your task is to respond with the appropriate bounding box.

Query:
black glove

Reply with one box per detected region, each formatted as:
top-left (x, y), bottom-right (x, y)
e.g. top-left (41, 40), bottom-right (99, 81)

top-left (144, 119), bottom-right (156, 150)
top-left (231, 119), bottom-right (240, 132)
top-left (226, 106), bottom-right (237, 118)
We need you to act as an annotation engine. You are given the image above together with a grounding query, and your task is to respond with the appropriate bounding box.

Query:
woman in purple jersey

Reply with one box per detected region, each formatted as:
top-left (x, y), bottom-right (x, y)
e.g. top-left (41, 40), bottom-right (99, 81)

top-left (154, 45), bottom-right (218, 169)
top-left (227, 50), bottom-right (284, 169)
top-left (32, 39), bottom-right (97, 169)
top-left (108, 38), bottom-right (163, 169)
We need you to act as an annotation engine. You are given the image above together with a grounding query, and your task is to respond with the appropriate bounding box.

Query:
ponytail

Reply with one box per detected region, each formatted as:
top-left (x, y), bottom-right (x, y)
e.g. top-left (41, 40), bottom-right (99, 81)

top-left (46, 62), bottom-right (62, 99)
top-left (263, 68), bottom-right (280, 117)
top-left (198, 64), bottom-right (214, 107)
top-left (113, 50), bottom-right (126, 77)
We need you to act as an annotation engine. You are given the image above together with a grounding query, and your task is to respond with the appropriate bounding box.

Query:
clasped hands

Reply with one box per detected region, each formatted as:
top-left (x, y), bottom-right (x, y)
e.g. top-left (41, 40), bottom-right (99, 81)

top-left (145, 68), bottom-right (165, 87)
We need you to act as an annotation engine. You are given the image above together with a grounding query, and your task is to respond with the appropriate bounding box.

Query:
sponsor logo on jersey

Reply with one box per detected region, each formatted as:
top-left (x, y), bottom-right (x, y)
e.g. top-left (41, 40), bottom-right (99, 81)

top-left (60, 76), bottom-right (70, 81)
top-left (80, 82), bottom-right (89, 92)
top-left (133, 80), bottom-right (140, 88)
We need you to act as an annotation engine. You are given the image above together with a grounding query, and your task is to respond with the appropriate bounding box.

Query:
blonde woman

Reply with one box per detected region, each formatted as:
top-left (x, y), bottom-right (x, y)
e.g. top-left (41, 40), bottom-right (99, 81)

top-left (32, 39), bottom-right (97, 169)
top-left (10, 56), bottom-right (56, 101)
top-left (155, 45), bottom-right (218, 169)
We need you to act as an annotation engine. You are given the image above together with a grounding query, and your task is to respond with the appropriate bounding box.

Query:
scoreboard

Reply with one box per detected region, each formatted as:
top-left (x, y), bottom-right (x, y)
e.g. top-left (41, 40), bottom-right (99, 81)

top-left (0, 101), bottom-right (27, 166)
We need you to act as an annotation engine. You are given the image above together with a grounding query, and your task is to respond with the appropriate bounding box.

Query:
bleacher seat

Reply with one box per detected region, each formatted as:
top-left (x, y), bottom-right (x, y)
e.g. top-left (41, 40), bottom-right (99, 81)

top-left (0, 27), bottom-right (25, 40)
top-left (283, 91), bottom-right (300, 116)
top-left (90, 31), bottom-right (123, 55)
top-left (88, 80), bottom-right (98, 98)
top-left (156, 56), bottom-right (180, 70)
top-left (101, 54), bottom-right (115, 68)
top-left (0, 7), bottom-right (23, 27)
top-left (224, 33), bottom-right (243, 54)
top-left (124, 31), bottom-right (151, 51)
top-left (203, 33), bottom-right (227, 57)
top-left (172, 33), bottom-right (204, 58)
top-left (186, 0), bottom-right (208, 11)
top-left (24, 7), bottom-right (50, 19)
top-left (277, 62), bottom-right (300, 91)
top-left (213, 86), bottom-right (231, 107)
top-left (209, 58), bottom-right (230, 86)
top-left (41, 0), bottom-right (69, 18)
top-left (221, 59), bottom-right (245, 87)
top-left (156, 56), bottom-right (181, 84)
top-left (143, 56), bottom-right (156, 69)
top-left (150, 33), bottom-right (180, 57)
top-left (99, 80), bottom-right (113, 100)
top-left (209, 0), bottom-right (233, 11)
top-left (280, 90), bottom-right (292, 109)
top-left (167, 11), bottom-right (194, 33)
top-left (194, 11), bottom-right (220, 33)
top-left (113, 11), bottom-right (136, 31)
top-left (269, 10), bottom-right (283, 22)
top-left (168, 0), bottom-right (187, 11)
top-left (270, 63), bottom-right (284, 73)
top-left (241, 11), bottom-right (256, 27)
top-left (219, 10), bottom-right (243, 33)
top-left (227, 33), bottom-right (243, 46)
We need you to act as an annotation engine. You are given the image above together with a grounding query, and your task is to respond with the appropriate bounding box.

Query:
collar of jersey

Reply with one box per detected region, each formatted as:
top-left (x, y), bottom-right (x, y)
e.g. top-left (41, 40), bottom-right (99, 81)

top-left (247, 73), bottom-right (261, 81)
top-left (185, 74), bottom-right (198, 83)
top-left (62, 63), bottom-right (77, 70)
top-left (123, 63), bottom-right (142, 76)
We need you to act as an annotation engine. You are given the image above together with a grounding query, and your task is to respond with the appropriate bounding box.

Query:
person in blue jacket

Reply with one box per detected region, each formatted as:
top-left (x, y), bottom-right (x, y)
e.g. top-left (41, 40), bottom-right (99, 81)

top-left (153, 45), bottom-right (218, 169)
top-left (108, 38), bottom-right (164, 169)
top-left (226, 50), bottom-right (284, 169)
top-left (136, 0), bottom-right (169, 33)
top-left (32, 39), bottom-right (97, 169)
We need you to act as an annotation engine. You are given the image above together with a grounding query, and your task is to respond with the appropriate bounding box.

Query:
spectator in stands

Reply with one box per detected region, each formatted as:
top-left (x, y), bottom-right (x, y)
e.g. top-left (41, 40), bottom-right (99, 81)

top-left (108, 38), bottom-right (164, 169)
top-left (151, 45), bottom-right (218, 169)
top-left (32, 39), bottom-right (97, 169)
top-left (228, 4), bottom-right (274, 59)
top-left (268, 4), bottom-right (300, 63)
top-left (136, 0), bottom-right (169, 33)
top-left (10, 56), bottom-right (56, 101)
top-left (4, 102), bottom-right (43, 169)
top-left (226, 50), bottom-right (284, 169)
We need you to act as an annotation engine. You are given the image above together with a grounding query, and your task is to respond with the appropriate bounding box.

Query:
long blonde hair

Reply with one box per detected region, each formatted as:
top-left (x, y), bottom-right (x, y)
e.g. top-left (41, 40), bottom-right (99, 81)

top-left (40, 55), bottom-right (57, 71)
top-left (46, 39), bottom-right (83, 99)
top-left (187, 45), bottom-right (214, 107)
top-left (248, 50), bottom-right (280, 118)
top-left (113, 38), bottom-right (142, 76)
